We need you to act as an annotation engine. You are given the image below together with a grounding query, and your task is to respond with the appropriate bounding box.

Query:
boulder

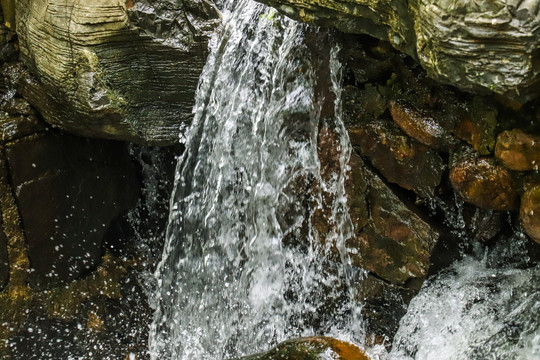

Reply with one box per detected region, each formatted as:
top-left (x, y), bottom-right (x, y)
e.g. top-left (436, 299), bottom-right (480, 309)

top-left (495, 129), bottom-right (540, 171)
top-left (520, 184), bottom-right (540, 244)
top-left (12, 0), bottom-right (220, 144)
top-left (450, 156), bottom-right (518, 211)
top-left (234, 337), bottom-right (370, 360)
top-left (5, 131), bottom-right (140, 285)
top-left (257, 0), bottom-right (540, 103)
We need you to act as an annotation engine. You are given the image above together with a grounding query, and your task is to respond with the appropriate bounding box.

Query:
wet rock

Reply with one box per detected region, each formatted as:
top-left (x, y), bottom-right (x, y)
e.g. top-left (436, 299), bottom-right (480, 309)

top-left (495, 129), bottom-right (540, 171)
top-left (5, 132), bottom-right (140, 285)
top-left (520, 184), bottom-right (540, 244)
top-left (0, 220), bottom-right (7, 291)
top-left (339, 35), bottom-right (394, 85)
top-left (0, 96), bottom-right (46, 143)
top-left (455, 97), bottom-right (498, 155)
top-left (388, 99), bottom-right (456, 151)
top-left (346, 168), bottom-right (440, 285)
top-left (348, 119), bottom-right (446, 196)
top-left (235, 336), bottom-right (370, 360)
top-left (450, 157), bottom-right (518, 211)
top-left (354, 274), bottom-right (416, 342)
top-left (258, 0), bottom-right (540, 103)
top-left (462, 206), bottom-right (504, 244)
top-left (343, 85), bottom-right (387, 126)
top-left (14, 0), bottom-right (220, 144)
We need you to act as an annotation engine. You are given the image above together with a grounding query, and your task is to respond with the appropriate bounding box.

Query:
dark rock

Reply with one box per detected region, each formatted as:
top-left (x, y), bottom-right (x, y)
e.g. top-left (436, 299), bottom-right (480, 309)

top-left (450, 156), bottom-right (518, 211)
top-left (346, 168), bottom-right (440, 285)
top-left (520, 184), bottom-right (540, 244)
top-left (14, 0), bottom-right (220, 144)
top-left (235, 336), bottom-right (370, 360)
top-left (0, 217), bottom-right (7, 291)
top-left (348, 119), bottom-right (446, 196)
top-left (5, 132), bottom-right (140, 285)
top-left (354, 274), bottom-right (416, 342)
top-left (495, 129), bottom-right (540, 171)
top-left (462, 206), bottom-right (504, 244)
top-left (343, 85), bottom-right (387, 125)
top-left (455, 97), bottom-right (498, 155)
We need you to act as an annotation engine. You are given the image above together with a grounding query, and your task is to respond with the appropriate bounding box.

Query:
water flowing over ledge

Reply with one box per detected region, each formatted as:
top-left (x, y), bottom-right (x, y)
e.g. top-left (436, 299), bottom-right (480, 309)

top-left (149, 0), bottom-right (358, 358)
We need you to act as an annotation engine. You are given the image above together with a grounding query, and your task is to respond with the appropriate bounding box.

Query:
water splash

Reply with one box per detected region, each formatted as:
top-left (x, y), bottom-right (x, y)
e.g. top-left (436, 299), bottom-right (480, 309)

top-left (149, 1), bottom-right (358, 358)
top-left (390, 252), bottom-right (540, 360)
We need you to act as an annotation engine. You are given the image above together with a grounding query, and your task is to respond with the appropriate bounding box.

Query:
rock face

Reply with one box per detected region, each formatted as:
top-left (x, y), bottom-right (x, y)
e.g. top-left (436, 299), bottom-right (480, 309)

top-left (13, 0), bottom-right (220, 144)
top-left (257, 0), bottom-right (540, 103)
top-left (235, 337), bottom-right (370, 360)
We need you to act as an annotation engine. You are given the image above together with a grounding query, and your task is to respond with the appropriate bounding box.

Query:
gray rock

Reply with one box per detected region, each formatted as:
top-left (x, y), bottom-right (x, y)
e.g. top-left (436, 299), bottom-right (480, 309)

top-left (257, 0), bottom-right (540, 103)
top-left (13, 0), bottom-right (220, 145)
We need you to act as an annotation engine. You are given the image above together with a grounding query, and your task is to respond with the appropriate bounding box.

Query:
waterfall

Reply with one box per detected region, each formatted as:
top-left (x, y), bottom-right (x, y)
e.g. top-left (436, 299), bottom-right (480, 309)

top-left (149, 0), bottom-right (358, 358)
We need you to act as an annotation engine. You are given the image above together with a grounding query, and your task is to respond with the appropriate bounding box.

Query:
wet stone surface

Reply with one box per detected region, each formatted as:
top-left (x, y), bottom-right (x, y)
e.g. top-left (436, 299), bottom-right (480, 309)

top-left (5, 132), bottom-right (140, 286)
top-left (520, 183), bottom-right (540, 244)
top-left (450, 156), bottom-right (518, 211)
top-left (495, 129), bottom-right (540, 171)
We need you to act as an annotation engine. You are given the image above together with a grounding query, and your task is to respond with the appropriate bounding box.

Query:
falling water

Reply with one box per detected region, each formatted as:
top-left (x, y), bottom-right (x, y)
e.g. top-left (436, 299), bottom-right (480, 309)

top-left (148, 1), bottom-right (540, 359)
top-left (149, 0), bottom-right (358, 359)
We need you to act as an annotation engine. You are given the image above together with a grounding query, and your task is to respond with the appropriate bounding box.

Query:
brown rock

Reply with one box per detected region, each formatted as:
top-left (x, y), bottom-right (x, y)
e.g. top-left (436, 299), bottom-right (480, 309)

top-left (346, 169), bottom-right (440, 284)
top-left (495, 129), bottom-right (540, 171)
top-left (235, 336), bottom-right (370, 360)
top-left (388, 99), bottom-right (456, 151)
top-left (520, 184), bottom-right (540, 244)
top-left (450, 157), bottom-right (518, 211)
top-left (348, 119), bottom-right (445, 196)
top-left (5, 132), bottom-right (140, 285)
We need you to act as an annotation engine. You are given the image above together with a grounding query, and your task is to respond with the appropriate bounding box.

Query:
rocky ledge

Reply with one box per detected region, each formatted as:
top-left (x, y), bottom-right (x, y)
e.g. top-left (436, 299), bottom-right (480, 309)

top-left (256, 0), bottom-right (540, 103)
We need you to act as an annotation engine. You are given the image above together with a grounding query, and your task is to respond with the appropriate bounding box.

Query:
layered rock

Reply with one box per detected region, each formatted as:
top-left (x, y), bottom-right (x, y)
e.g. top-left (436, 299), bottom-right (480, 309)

top-left (257, 0), bottom-right (540, 103)
top-left (13, 0), bottom-right (220, 144)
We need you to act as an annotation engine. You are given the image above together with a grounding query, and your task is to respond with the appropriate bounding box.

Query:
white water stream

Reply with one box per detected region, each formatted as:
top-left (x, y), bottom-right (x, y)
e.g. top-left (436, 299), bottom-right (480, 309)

top-left (149, 1), bottom-right (540, 359)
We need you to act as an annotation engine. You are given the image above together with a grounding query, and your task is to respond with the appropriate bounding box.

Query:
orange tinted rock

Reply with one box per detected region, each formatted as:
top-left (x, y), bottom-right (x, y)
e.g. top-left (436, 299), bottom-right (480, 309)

top-left (236, 337), bottom-right (370, 360)
top-left (450, 157), bottom-right (518, 211)
top-left (495, 129), bottom-right (540, 171)
top-left (520, 185), bottom-right (540, 244)
top-left (388, 100), bottom-right (456, 151)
